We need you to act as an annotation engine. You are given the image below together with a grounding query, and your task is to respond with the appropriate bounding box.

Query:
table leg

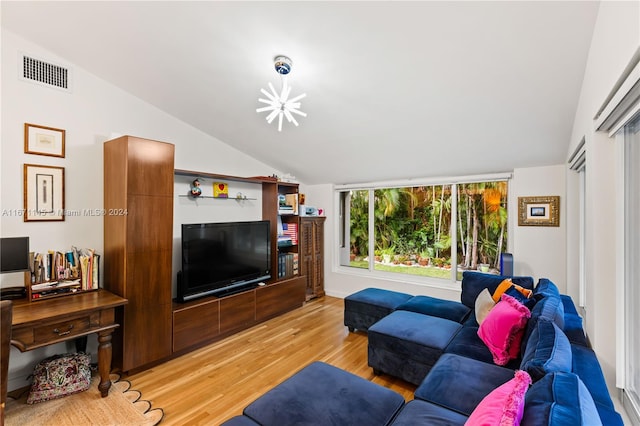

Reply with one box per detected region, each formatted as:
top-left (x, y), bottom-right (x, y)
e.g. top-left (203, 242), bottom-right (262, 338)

top-left (97, 330), bottom-right (113, 397)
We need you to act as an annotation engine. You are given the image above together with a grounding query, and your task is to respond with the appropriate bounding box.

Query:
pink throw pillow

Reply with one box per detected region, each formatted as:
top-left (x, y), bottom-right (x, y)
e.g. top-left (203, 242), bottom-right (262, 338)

top-left (477, 293), bottom-right (531, 365)
top-left (465, 370), bottom-right (532, 426)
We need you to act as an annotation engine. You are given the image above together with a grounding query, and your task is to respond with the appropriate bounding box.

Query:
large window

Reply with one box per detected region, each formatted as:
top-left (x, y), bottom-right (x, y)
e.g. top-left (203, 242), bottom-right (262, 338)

top-left (338, 177), bottom-right (509, 283)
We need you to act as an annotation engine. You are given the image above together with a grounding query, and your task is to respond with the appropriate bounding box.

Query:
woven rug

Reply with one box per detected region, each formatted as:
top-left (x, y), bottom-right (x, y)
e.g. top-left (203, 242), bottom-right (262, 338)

top-left (5, 373), bottom-right (164, 426)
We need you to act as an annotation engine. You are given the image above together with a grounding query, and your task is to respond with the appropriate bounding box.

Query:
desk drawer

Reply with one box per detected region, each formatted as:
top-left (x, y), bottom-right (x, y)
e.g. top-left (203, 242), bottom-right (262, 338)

top-left (34, 315), bottom-right (96, 343)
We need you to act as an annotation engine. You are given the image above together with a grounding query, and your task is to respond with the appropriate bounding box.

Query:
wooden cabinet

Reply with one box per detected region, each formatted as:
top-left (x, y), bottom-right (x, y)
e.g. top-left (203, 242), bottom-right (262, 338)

top-left (219, 291), bottom-right (255, 334)
top-left (172, 299), bottom-right (219, 353)
top-left (256, 276), bottom-right (306, 321)
top-left (300, 217), bottom-right (325, 300)
top-left (171, 276), bottom-right (305, 353)
top-left (103, 136), bottom-right (174, 372)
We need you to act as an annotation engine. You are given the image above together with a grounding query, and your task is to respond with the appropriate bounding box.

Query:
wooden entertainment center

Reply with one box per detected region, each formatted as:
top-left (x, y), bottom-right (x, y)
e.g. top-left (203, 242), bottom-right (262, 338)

top-left (104, 136), bottom-right (322, 371)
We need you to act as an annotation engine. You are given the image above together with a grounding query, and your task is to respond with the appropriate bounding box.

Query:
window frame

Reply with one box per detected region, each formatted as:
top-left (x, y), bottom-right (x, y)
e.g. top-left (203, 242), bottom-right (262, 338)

top-left (334, 172), bottom-right (512, 289)
top-left (615, 113), bottom-right (640, 423)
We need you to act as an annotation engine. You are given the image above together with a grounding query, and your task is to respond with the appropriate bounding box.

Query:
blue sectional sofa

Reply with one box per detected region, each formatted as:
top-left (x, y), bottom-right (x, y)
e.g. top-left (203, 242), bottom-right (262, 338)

top-left (222, 272), bottom-right (623, 425)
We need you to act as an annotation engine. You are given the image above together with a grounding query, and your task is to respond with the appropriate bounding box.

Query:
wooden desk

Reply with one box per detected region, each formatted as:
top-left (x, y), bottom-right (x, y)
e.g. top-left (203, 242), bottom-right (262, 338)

top-left (10, 290), bottom-right (128, 397)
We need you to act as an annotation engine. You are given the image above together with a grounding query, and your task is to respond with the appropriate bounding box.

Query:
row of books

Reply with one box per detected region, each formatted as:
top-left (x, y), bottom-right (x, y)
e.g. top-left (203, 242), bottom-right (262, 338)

top-left (278, 253), bottom-right (299, 279)
top-left (28, 247), bottom-right (100, 298)
top-left (278, 193), bottom-right (299, 215)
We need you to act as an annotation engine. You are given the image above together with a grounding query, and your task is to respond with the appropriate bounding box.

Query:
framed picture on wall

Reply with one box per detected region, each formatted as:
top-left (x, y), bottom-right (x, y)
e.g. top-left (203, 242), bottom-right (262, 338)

top-left (23, 164), bottom-right (65, 222)
top-left (518, 196), bottom-right (560, 227)
top-left (24, 123), bottom-right (66, 158)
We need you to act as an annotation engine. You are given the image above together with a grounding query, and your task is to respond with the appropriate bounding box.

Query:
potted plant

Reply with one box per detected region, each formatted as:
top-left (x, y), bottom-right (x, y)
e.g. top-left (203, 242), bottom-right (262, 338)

top-left (381, 246), bottom-right (395, 264)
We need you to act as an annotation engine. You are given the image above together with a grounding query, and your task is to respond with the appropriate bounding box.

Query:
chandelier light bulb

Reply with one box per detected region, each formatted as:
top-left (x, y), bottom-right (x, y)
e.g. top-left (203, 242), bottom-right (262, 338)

top-left (256, 56), bottom-right (307, 132)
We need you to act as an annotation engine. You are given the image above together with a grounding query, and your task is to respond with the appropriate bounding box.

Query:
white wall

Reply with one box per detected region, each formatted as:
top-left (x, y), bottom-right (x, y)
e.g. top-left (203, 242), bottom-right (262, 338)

top-left (565, 0), bottom-right (640, 391)
top-left (510, 165), bottom-right (567, 291)
top-left (1, 29), bottom-right (278, 391)
top-left (305, 164), bottom-right (567, 301)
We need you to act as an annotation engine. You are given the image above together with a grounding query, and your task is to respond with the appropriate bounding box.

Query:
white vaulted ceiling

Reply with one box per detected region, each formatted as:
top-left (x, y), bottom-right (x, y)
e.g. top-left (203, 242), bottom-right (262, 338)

top-left (1, 1), bottom-right (600, 185)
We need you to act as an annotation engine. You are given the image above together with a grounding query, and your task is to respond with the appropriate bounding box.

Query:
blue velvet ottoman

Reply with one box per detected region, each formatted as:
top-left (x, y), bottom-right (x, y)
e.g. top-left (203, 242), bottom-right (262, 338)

top-left (368, 310), bottom-right (462, 385)
top-left (344, 288), bottom-right (413, 332)
top-left (239, 361), bottom-right (405, 426)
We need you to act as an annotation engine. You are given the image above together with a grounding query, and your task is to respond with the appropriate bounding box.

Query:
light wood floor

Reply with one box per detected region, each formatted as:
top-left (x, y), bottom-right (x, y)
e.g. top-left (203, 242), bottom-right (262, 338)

top-left (124, 296), bottom-right (416, 425)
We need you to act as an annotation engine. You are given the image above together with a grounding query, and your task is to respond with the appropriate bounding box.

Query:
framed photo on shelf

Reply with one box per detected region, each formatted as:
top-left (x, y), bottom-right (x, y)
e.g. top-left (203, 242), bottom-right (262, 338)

top-left (518, 196), bottom-right (559, 227)
top-left (24, 123), bottom-right (66, 158)
top-left (23, 164), bottom-right (65, 222)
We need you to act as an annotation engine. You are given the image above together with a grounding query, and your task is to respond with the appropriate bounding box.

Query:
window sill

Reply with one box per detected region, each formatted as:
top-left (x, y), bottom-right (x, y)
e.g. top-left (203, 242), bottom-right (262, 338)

top-left (332, 264), bottom-right (462, 294)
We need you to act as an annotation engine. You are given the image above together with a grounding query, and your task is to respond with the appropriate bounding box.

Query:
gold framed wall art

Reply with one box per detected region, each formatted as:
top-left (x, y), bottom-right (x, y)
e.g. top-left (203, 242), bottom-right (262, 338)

top-left (518, 196), bottom-right (560, 227)
top-left (24, 123), bottom-right (66, 158)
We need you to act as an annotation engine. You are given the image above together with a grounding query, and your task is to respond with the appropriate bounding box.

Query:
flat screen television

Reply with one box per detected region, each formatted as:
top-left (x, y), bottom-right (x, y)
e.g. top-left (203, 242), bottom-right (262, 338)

top-left (178, 220), bottom-right (271, 302)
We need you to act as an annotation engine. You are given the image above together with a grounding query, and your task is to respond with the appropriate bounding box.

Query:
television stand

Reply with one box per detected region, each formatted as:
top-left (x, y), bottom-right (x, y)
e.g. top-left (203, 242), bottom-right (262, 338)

top-left (212, 283), bottom-right (259, 298)
top-left (172, 276), bottom-right (305, 354)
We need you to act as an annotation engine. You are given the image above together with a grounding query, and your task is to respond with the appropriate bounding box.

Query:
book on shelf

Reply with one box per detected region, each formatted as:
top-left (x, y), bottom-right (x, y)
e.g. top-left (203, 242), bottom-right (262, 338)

top-left (277, 253), bottom-right (298, 279)
top-left (28, 246), bottom-right (100, 298)
top-left (277, 237), bottom-right (293, 248)
top-left (278, 206), bottom-right (295, 215)
top-left (285, 194), bottom-right (298, 214)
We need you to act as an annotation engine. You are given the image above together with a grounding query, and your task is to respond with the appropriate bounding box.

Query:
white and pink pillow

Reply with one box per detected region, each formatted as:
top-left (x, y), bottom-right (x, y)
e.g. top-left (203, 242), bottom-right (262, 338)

top-left (477, 293), bottom-right (531, 365)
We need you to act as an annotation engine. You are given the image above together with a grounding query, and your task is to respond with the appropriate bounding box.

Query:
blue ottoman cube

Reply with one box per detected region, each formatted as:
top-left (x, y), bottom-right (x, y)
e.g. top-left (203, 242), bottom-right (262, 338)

top-left (344, 288), bottom-right (413, 332)
top-left (241, 361), bottom-right (405, 426)
top-left (368, 310), bottom-right (462, 385)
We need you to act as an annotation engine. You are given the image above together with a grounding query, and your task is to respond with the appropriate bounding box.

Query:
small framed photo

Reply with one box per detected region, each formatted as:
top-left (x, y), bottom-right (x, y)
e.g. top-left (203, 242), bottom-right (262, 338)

top-left (518, 196), bottom-right (560, 227)
top-left (23, 164), bottom-right (65, 222)
top-left (24, 123), bottom-right (66, 158)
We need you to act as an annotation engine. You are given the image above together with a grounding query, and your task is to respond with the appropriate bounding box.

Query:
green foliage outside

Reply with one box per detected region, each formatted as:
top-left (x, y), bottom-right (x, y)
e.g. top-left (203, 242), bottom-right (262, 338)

top-left (348, 182), bottom-right (508, 272)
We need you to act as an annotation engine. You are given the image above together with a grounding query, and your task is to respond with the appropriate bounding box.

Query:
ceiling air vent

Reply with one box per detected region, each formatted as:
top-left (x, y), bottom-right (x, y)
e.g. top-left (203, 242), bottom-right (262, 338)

top-left (20, 54), bottom-right (71, 92)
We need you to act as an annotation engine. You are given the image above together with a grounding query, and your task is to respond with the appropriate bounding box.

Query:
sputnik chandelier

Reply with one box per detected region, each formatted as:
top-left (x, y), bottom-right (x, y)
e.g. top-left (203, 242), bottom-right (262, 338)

top-left (256, 56), bottom-right (307, 132)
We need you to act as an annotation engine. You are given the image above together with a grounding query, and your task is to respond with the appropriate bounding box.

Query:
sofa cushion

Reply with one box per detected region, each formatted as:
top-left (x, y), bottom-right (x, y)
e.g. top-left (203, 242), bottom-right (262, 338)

top-left (444, 327), bottom-right (521, 369)
top-left (532, 295), bottom-right (565, 329)
top-left (521, 294), bottom-right (565, 354)
top-left (478, 294), bottom-right (531, 365)
top-left (503, 286), bottom-right (537, 310)
top-left (520, 318), bottom-right (571, 382)
top-left (461, 271), bottom-right (534, 308)
top-left (570, 343), bottom-right (615, 410)
top-left (561, 295), bottom-right (588, 346)
top-left (242, 361), bottom-right (405, 426)
top-left (533, 278), bottom-right (560, 298)
top-left (521, 372), bottom-right (602, 426)
top-left (474, 288), bottom-right (495, 325)
top-left (465, 370), bottom-right (532, 426)
top-left (390, 400), bottom-right (467, 426)
top-left (415, 353), bottom-right (515, 417)
top-left (396, 295), bottom-right (471, 323)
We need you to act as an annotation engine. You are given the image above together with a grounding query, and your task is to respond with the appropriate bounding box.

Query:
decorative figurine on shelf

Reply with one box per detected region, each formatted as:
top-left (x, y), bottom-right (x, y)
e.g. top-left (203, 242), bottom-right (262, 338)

top-left (190, 179), bottom-right (202, 197)
top-left (213, 182), bottom-right (229, 198)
